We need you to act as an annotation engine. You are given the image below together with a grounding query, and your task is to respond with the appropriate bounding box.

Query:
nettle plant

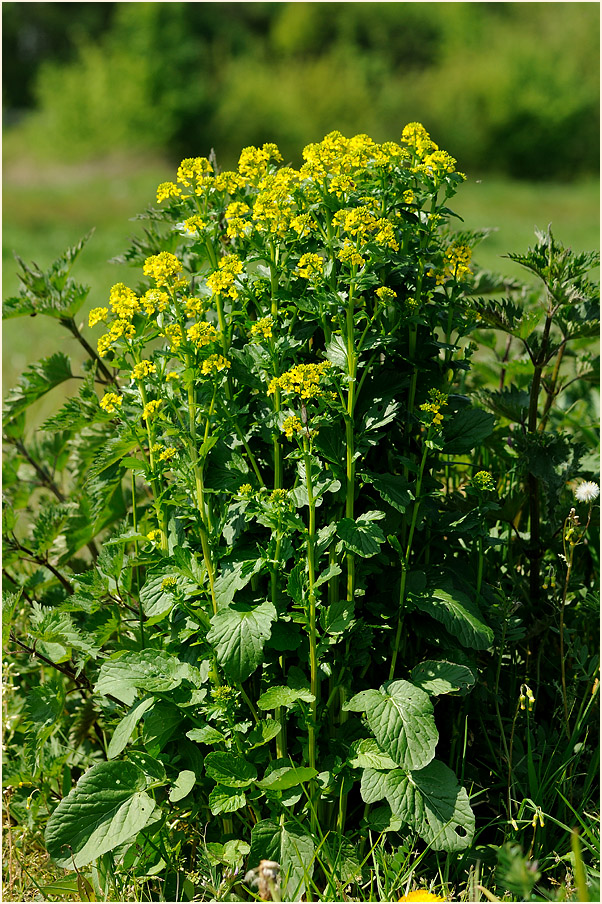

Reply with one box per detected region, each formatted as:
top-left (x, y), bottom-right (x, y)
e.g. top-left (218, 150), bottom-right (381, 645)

top-left (4, 125), bottom-right (510, 897)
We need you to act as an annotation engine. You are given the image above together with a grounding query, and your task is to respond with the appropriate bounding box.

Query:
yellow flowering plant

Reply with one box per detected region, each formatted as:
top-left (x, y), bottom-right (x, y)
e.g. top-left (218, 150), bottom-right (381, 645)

top-left (3, 126), bottom-right (599, 902)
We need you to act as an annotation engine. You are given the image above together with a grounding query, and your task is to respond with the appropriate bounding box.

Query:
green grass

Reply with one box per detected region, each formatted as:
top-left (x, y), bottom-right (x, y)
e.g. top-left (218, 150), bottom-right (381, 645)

top-left (3, 149), bottom-right (599, 404)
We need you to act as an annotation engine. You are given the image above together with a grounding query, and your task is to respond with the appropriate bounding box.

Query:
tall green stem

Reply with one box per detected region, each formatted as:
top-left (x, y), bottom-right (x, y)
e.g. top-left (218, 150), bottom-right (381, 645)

top-left (303, 439), bottom-right (319, 832)
top-left (345, 281), bottom-right (358, 604)
top-left (390, 441), bottom-right (429, 681)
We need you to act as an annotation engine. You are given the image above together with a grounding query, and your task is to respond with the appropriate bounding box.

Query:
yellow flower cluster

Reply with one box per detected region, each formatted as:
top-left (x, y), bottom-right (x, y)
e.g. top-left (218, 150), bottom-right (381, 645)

top-left (201, 354), bottom-right (231, 375)
top-left (156, 182), bottom-right (182, 204)
top-left (162, 323), bottom-right (184, 351)
top-left (225, 201), bottom-right (251, 238)
top-left (250, 316), bottom-right (274, 340)
top-left (97, 319), bottom-right (136, 357)
top-left (337, 241), bottom-right (365, 269)
top-left (142, 399), bottom-right (163, 420)
top-left (268, 362), bottom-right (331, 399)
top-left (182, 215), bottom-right (206, 234)
top-left (88, 307), bottom-right (108, 327)
top-left (142, 289), bottom-right (169, 316)
top-left (166, 371), bottom-right (180, 381)
top-left (290, 213), bottom-right (314, 237)
top-left (420, 150), bottom-right (458, 178)
top-left (184, 296), bottom-right (205, 318)
top-left (238, 143), bottom-right (283, 181)
top-left (110, 283), bottom-right (141, 319)
top-left (403, 189), bottom-right (415, 204)
top-left (143, 252), bottom-right (182, 288)
top-left (187, 321), bottom-right (219, 347)
top-left (270, 488), bottom-right (288, 503)
top-left (296, 253), bottom-right (324, 281)
top-left (252, 168), bottom-right (299, 237)
top-left (161, 576), bottom-right (178, 590)
top-left (282, 415), bottom-right (303, 439)
top-left (444, 243), bottom-right (472, 281)
top-left (158, 447), bottom-right (177, 462)
top-left (472, 471), bottom-right (495, 492)
top-left (99, 393), bottom-right (123, 414)
top-left (177, 157), bottom-right (212, 188)
top-left (238, 483), bottom-right (254, 497)
top-left (333, 206), bottom-right (399, 251)
top-left (131, 360), bottom-right (156, 380)
top-left (376, 287), bottom-right (397, 302)
top-left (206, 254), bottom-right (244, 299)
top-left (401, 122), bottom-right (436, 158)
top-left (420, 389), bottom-right (448, 429)
top-left (329, 173), bottom-right (356, 197)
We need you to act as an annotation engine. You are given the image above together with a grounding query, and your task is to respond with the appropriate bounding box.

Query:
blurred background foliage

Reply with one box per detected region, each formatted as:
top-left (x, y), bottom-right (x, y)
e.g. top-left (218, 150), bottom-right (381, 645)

top-left (3, 1), bottom-right (600, 177)
top-left (2, 1), bottom-right (600, 399)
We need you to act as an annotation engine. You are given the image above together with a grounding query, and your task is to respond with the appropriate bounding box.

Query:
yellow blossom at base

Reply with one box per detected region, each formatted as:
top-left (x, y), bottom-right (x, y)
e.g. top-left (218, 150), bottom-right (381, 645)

top-left (131, 360), bottom-right (156, 381)
top-left (142, 400), bottom-right (163, 420)
top-left (201, 354), bottom-right (231, 375)
top-left (398, 891), bottom-right (446, 902)
top-left (143, 252), bottom-right (182, 287)
top-left (282, 415), bottom-right (303, 440)
top-left (187, 321), bottom-right (219, 347)
top-left (250, 316), bottom-right (274, 340)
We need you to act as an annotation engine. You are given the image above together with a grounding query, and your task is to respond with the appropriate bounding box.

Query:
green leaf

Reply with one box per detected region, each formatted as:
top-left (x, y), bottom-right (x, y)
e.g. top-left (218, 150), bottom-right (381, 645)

top-left (346, 680), bottom-right (437, 771)
top-left (245, 719), bottom-right (282, 749)
top-left (361, 472), bottom-right (414, 513)
top-left (187, 725), bottom-right (226, 745)
top-left (204, 751), bottom-right (257, 788)
top-left (126, 751), bottom-right (166, 785)
top-left (320, 600), bottom-right (355, 634)
top-left (337, 512), bottom-right (386, 558)
top-left (3, 353), bottom-right (73, 423)
top-left (207, 601), bottom-right (276, 683)
top-left (348, 738), bottom-right (398, 771)
top-left (249, 820), bottom-right (315, 901)
top-left (44, 761), bottom-right (156, 868)
top-left (257, 765), bottom-right (317, 791)
top-left (325, 334), bottom-right (349, 370)
top-left (410, 585), bottom-right (494, 650)
top-left (95, 650), bottom-right (199, 702)
top-left (411, 660), bottom-right (476, 696)
top-left (442, 408), bottom-right (495, 454)
top-left (257, 686), bottom-right (315, 710)
top-left (169, 770), bottom-right (196, 802)
top-left (107, 697), bottom-right (154, 759)
top-left (213, 557), bottom-right (263, 609)
top-left (142, 702), bottom-right (183, 755)
top-left (385, 759), bottom-right (475, 852)
top-left (208, 785), bottom-right (247, 815)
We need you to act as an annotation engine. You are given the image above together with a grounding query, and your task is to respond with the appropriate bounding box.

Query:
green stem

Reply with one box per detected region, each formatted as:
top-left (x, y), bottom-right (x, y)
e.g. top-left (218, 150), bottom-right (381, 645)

top-left (345, 279), bottom-right (358, 605)
top-left (131, 472), bottom-right (144, 649)
top-left (389, 441), bottom-right (429, 681)
top-left (303, 438), bottom-right (319, 832)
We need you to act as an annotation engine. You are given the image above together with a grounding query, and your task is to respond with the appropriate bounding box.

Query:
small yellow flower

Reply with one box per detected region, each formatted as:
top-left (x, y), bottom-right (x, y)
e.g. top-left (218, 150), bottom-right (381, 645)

top-left (187, 321), bottom-right (219, 348)
top-left (201, 354), bottom-right (231, 375)
top-left (158, 447), bottom-right (177, 462)
top-left (156, 182), bottom-right (182, 203)
top-left (270, 488), bottom-right (288, 503)
top-left (250, 316), bottom-right (274, 340)
top-left (398, 891), bottom-right (446, 903)
top-left (99, 393), bottom-right (123, 414)
top-left (146, 530), bottom-right (162, 543)
top-left (161, 576), bottom-right (178, 591)
top-left (109, 283), bottom-right (141, 319)
top-left (142, 399), bottom-right (163, 420)
top-left (444, 243), bottom-right (472, 281)
top-left (142, 289), bottom-right (170, 316)
top-left (296, 253), bottom-right (324, 281)
top-left (473, 471), bottom-right (495, 493)
top-left (375, 287), bottom-right (397, 303)
top-left (88, 307), bottom-right (108, 328)
top-left (238, 483), bottom-right (253, 497)
top-left (131, 360), bottom-right (156, 381)
top-left (143, 252), bottom-right (182, 288)
top-left (403, 189), bottom-right (415, 204)
top-left (166, 371), bottom-right (180, 381)
top-left (182, 215), bottom-right (206, 234)
top-left (282, 415), bottom-right (303, 440)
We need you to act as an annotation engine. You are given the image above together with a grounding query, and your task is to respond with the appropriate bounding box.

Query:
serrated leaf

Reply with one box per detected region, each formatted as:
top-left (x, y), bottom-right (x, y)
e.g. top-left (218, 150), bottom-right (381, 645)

top-left (95, 650), bottom-right (199, 701)
top-left (249, 820), bottom-right (315, 901)
top-left (169, 770), bottom-right (196, 802)
top-left (257, 686), bottom-right (315, 710)
top-left (320, 600), bottom-right (355, 634)
top-left (411, 585), bottom-right (494, 650)
top-left (213, 557), bottom-right (263, 609)
top-left (337, 512), bottom-right (386, 558)
top-left (208, 785), bottom-right (247, 815)
top-left (245, 719), bottom-right (282, 749)
top-left (410, 661), bottom-right (476, 696)
top-left (204, 751), bottom-right (257, 788)
top-left (442, 407), bottom-right (495, 454)
top-left (207, 601), bottom-right (276, 683)
top-left (3, 353), bottom-right (73, 423)
top-left (348, 738), bottom-right (398, 771)
top-left (187, 725), bottom-right (226, 745)
top-left (44, 761), bottom-right (156, 868)
top-left (346, 680), bottom-right (437, 771)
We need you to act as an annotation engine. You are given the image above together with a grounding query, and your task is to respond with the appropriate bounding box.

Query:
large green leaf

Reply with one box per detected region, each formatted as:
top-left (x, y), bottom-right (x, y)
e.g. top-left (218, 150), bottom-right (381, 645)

top-left (410, 660), bottom-right (476, 696)
top-left (442, 407), bottom-right (495, 454)
top-left (204, 751), bottom-right (257, 788)
top-left (336, 512), bottom-right (386, 558)
top-left (107, 696), bottom-right (154, 759)
top-left (249, 819), bottom-right (315, 901)
top-left (361, 472), bottom-right (414, 513)
top-left (45, 761), bottom-right (156, 868)
top-left (207, 601), bottom-right (276, 683)
top-left (346, 680), bottom-right (437, 771)
top-left (208, 785), bottom-right (247, 815)
top-left (213, 557), bottom-right (263, 609)
top-left (410, 585), bottom-right (494, 650)
top-left (257, 765), bottom-right (317, 791)
top-left (3, 353), bottom-right (73, 423)
top-left (95, 650), bottom-right (199, 703)
top-left (257, 685), bottom-right (315, 710)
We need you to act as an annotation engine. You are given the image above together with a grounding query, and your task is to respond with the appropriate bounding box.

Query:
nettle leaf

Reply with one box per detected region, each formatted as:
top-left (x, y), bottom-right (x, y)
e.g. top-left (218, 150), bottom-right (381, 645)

top-left (44, 761), bottom-right (156, 869)
top-left (337, 512), bottom-right (386, 558)
top-left (410, 585), bottom-right (494, 650)
top-left (442, 407), bottom-right (495, 454)
top-left (411, 660), bottom-right (476, 696)
top-left (346, 680), bottom-right (437, 771)
top-left (3, 352), bottom-right (73, 423)
top-left (95, 650), bottom-right (199, 703)
top-left (249, 819), bottom-right (315, 902)
top-left (207, 601), bottom-right (276, 683)
top-left (209, 785), bottom-right (247, 815)
top-left (204, 751), bottom-right (257, 788)
top-left (25, 681), bottom-right (66, 774)
top-left (257, 685), bottom-right (315, 710)
top-left (361, 472), bottom-right (414, 513)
